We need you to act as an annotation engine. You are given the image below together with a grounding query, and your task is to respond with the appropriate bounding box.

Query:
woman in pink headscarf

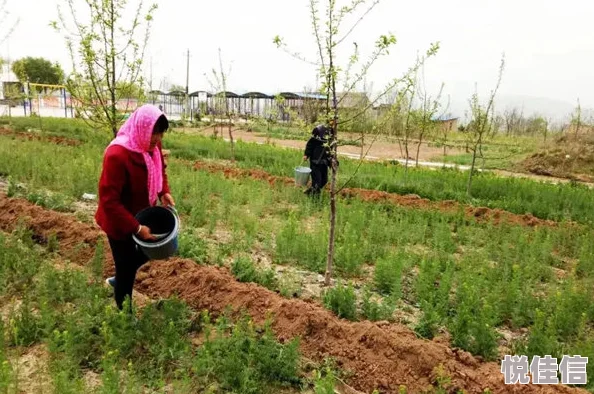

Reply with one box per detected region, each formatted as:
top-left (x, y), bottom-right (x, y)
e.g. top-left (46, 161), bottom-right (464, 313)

top-left (95, 104), bottom-right (175, 311)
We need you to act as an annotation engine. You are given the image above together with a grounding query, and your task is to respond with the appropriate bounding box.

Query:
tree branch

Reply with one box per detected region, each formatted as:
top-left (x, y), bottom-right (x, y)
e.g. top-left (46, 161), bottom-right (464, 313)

top-left (335, 0), bottom-right (380, 46)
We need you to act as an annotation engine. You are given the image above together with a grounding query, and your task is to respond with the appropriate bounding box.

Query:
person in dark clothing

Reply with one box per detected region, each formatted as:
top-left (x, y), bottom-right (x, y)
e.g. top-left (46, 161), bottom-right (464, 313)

top-left (303, 124), bottom-right (331, 196)
top-left (95, 104), bottom-right (175, 311)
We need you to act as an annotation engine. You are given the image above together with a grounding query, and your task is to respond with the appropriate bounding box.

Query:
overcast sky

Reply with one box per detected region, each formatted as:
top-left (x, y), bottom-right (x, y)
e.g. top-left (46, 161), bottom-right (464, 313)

top-left (1, 0), bottom-right (593, 119)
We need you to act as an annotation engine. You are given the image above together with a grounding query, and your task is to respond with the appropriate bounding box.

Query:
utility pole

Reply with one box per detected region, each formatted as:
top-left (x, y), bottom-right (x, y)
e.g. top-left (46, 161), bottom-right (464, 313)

top-left (149, 56), bottom-right (153, 91)
top-left (185, 49), bottom-right (190, 120)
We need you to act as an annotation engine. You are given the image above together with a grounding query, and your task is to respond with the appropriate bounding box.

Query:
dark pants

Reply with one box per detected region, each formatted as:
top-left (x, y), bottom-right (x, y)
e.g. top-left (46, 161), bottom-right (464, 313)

top-left (309, 162), bottom-right (329, 194)
top-left (108, 236), bottom-right (149, 311)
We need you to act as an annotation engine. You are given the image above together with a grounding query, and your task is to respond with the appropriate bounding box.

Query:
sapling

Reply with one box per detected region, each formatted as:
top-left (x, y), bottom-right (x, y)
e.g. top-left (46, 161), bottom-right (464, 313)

top-left (414, 62), bottom-right (445, 167)
top-left (465, 56), bottom-right (505, 196)
top-left (52, 0), bottom-right (156, 137)
top-left (275, 0), bottom-right (439, 286)
top-left (206, 48), bottom-right (235, 160)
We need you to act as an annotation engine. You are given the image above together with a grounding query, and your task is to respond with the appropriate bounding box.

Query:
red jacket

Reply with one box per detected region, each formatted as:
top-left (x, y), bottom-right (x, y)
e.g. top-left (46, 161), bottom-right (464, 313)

top-left (95, 142), bottom-right (171, 240)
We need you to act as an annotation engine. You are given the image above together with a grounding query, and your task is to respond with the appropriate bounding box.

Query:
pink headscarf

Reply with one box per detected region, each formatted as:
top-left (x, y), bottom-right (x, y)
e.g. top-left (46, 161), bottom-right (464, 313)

top-left (109, 104), bottom-right (165, 206)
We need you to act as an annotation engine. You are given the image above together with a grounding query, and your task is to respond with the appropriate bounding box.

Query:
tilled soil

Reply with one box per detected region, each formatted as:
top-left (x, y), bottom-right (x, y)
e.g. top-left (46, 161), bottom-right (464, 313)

top-left (193, 160), bottom-right (561, 228)
top-left (0, 127), bottom-right (81, 146)
top-left (0, 193), bottom-right (587, 393)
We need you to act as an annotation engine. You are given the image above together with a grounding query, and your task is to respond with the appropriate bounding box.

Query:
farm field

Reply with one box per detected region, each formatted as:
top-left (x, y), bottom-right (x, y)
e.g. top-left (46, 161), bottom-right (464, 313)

top-left (1, 116), bottom-right (594, 393)
top-left (208, 123), bottom-right (556, 172)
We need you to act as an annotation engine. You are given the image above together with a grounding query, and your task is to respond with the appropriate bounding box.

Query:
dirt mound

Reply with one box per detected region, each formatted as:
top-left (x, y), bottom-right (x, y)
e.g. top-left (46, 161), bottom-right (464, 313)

top-left (0, 194), bottom-right (107, 269)
top-left (134, 259), bottom-right (584, 393)
top-left (194, 160), bottom-right (559, 228)
top-left (522, 136), bottom-right (594, 183)
top-left (1, 194), bottom-right (587, 393)
top-left (0, 127), bottom-right (80, 146)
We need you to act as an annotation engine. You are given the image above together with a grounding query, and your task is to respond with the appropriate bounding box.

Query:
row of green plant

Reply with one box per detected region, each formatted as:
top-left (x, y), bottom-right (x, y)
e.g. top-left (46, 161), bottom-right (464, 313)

top-left (3, 122), bottom-right (594, 383)
top-left (165, 132), bottom-right (594, 224)
top-left (0, 227), bottom-right (349, 393)
top-left (2, 116), bottom-right (592, 224)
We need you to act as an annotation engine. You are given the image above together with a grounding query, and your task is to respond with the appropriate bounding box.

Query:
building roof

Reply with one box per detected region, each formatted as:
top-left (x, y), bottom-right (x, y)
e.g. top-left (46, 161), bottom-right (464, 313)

top-left (189, 90), bottom-right (208, 97)
top-left (212, 91), bottom-right (240, 98)
top-left (432, 115), bottom-right (459, 122)
top-left (241, 92), bottom-right (273, 99)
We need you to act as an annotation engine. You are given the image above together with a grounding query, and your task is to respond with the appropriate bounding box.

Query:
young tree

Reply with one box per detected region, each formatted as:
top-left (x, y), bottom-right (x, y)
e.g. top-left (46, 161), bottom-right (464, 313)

top-left (402, 77), bottom-right (417, 172)
top-left (11, 57), bottom-right (65, 90)
top-left (465, 56), bottom-right (505, 196)
top-left (276, 0), bottom-right (438, 285)
top-left (570, 99), bottom-right (582, 140)
top-left (413, 63), bottom-right (444, 166)
top-left (206, 48), bottom-right (235, 159)
top-left (437, 107), bottom-right (455, 166)
top-left (503, 107), bottom-right (524, 137)
top-left (52, 0), bottom-right (157, 136)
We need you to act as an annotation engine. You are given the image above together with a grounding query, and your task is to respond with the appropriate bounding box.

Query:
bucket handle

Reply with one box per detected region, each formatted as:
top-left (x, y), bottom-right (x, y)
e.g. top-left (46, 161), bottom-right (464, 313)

top-left (166, 205), bottom-right (179, 218)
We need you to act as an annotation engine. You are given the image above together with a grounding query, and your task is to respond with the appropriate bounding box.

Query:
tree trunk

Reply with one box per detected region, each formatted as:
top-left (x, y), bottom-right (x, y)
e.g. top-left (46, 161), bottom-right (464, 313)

top-left (404, 136), bottom-right (410, 176)
top-left (110, 0), bottom-right (117, 138)
top-left (397, 136), bottom-right (403, 158)
top-left (325, 155), bottom-right (337, 286)
top-left (467, 145), bottom-right (478, 196)
top-left (325, 10), bottom-right (338, 287)
top-left (416, 132), bottom-right (424, 167)
top-left (360, 131), bottom-right (364, 160)
top-left (228, 120), bottom-right (235, 162)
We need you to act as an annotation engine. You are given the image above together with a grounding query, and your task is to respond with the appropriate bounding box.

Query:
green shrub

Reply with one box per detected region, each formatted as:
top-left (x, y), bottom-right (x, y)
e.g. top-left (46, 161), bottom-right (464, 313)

top-left (231, 256), bottom-right (278, 291)
top-left (193, 315), bottom-right (301, 393)
top-left (360, 288), bottom-right (396, 322)
top-left (374, 254), bottom-right (403, 296)
top-left (322, 283), bottom-right (357, 321)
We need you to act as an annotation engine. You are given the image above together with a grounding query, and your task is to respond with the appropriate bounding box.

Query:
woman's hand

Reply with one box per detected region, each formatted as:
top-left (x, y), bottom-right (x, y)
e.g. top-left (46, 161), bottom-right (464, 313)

top-left (302, 155), bottom-right (308, 162)
top-left (160, 193), bottom-right (175, 207)
top-left (137, 225), bottom-right (156, 241)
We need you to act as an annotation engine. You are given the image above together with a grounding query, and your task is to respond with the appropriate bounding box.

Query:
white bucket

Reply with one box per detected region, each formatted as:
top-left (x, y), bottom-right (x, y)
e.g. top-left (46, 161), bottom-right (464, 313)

top-left (294, 166), bottom-right (311, 187)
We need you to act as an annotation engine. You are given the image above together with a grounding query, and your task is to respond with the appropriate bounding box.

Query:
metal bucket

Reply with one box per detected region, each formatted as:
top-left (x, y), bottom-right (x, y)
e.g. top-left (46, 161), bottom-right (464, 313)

top-left (294, 166), bottom-right (311, 187)
top-left (133, 206), bottom-right (180, 260)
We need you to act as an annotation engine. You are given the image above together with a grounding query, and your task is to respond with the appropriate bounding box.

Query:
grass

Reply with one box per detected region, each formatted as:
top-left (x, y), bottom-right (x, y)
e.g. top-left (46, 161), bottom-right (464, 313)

top-left (0, 228), bottom-right (307, 393)
top-left (3, 116), bottom-right (594, 224)
top-left (162, 128), bottom-right (594, 225)
top-left (3, 116), bottom-right (594, 388)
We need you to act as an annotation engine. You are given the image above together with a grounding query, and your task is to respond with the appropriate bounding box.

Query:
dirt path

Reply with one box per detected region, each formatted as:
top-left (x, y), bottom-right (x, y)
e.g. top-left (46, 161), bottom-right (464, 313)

top-left (192, 160), bottom-right (563, 228)
top-left (0, 193), bottom-right (587, 394)
top-left (182, 127), bottom-right (594, 188)
top-left (186, 126), bottom-right (462, 162)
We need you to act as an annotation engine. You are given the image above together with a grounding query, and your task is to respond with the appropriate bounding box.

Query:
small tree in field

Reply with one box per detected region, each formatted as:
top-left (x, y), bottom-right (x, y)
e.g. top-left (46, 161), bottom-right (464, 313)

top-left (570, 99), bottom-right (582, 140)
top-left (53, 0), bottom-right (157, 137)
top-left (413, 64), bottom-right (444, 167)
top-left (466, 56), bottom-right (505, 196)
top-left (206, 49), bottom-right (235, 160)
top-left (275, 0), bottom-right (438, 285)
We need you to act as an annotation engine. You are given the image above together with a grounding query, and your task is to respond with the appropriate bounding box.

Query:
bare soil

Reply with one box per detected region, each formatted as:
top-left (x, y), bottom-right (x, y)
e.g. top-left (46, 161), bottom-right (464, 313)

top-left (193, 160), bottom-right (562, 228)
top-left (184, 126), bottom-right (594, 187)
top-left (521, 135), bottom-right (594, 183)
top-left (185, 126), bottom-right (464, 162)
top-left (0, 193), bottom-right (587, 393)
top-left (0, 127), bottom-right (81, 146)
